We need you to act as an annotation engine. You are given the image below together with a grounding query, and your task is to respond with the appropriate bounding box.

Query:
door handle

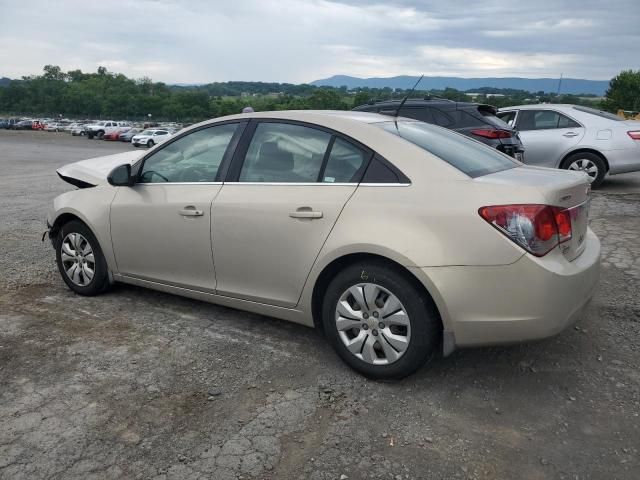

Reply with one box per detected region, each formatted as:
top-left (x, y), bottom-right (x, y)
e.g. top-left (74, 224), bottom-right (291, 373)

top-left (563, 132), bottom-right (579, 137)
top-left (179, 206), bottom-right (204, 217)
top-left (289, 207), bottom-right (323, 219)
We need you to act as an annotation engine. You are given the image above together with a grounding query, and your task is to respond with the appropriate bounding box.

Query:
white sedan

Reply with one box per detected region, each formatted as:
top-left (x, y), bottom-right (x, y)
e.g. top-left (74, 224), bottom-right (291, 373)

top-left (47, 111), bottom-right (600, 378)
top-left (131, 129), bottom-right (171, 148)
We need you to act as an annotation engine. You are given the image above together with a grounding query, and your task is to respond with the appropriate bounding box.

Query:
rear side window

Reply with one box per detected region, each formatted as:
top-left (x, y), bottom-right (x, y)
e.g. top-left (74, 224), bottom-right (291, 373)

top-left (239, 123), bottom-right (331, 182)
top-left (431, 108), bottom-right (454, 127)
top-left (322, 138), bottom-right (368, 183)
top-left (398, 107), bottom-right (433, 123)
top-left (377, 121), bottom-right (517, 178)
top-left (517, 110), bottom-right (581, 131)
top-left (446, 109), bottom-right (484, 128)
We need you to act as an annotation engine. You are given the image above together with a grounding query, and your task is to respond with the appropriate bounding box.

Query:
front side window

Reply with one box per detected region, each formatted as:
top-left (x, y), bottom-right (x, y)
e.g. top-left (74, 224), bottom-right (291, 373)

top-left (139, 123), bottom-right (238, 183)
top-left (517, 110), bottom-right (581, 131)
top-left (377, 121), bottom-right (517, 178)
top-left (239, 123), bottom-right (331, 182)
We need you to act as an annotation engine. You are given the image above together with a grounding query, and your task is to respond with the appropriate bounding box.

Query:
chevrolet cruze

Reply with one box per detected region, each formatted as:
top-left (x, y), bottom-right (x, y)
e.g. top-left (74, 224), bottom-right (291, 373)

top-left (47, 111), bottom-right (600, 379)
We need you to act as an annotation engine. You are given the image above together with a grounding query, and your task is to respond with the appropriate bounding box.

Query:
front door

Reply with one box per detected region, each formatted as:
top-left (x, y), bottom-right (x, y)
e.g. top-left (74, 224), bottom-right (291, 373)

top-left (515, 109), bottom-right (585, 167)
top-left (110, 122), bottom-right (243, 291)
top-left (212, 121), bottom-right (370, 307)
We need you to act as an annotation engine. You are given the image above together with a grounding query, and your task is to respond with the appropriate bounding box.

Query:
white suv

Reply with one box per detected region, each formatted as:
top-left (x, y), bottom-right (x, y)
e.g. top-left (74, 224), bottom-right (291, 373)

top-left (131, 129), bottom-right (171, 147)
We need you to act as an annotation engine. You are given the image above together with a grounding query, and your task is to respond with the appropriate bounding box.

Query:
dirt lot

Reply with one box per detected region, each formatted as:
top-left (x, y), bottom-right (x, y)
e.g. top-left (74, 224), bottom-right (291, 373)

top-left (1, 130), bottom-right (638, 480)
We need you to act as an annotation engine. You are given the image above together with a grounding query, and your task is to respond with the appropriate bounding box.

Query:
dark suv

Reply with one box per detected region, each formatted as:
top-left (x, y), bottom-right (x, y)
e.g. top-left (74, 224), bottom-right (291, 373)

top-left (354, 99), bottom-right (525, 160)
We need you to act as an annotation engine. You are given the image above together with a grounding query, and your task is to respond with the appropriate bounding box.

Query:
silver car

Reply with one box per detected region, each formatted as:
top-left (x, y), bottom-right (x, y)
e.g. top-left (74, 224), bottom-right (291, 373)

top-left (47, 111), bottom-right (600, 379)
top-left (498, 104), bottom-right (640, 187)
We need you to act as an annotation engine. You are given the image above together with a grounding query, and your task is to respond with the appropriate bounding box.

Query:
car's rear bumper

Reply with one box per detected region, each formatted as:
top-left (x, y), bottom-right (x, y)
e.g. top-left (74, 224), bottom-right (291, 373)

top-left (414, 228), bottom-right (600, 349)
top-left (607, 148), bottom-right (640, 175)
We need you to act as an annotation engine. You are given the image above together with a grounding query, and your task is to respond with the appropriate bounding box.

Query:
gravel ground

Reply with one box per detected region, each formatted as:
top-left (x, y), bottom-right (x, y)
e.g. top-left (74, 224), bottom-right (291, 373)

top-left (1, 130), bottom-right (639, 480)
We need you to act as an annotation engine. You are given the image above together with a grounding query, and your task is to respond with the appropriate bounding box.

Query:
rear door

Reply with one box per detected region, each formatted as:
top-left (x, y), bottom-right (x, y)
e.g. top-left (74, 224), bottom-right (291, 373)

top-left (514, 109), bottom-right (585, 167)
top-left (211, 120), bottom-right (370, 307)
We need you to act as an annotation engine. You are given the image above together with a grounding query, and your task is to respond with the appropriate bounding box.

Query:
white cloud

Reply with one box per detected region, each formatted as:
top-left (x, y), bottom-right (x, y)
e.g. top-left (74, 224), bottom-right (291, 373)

top-left (0, 0), bottom-right (636, 83)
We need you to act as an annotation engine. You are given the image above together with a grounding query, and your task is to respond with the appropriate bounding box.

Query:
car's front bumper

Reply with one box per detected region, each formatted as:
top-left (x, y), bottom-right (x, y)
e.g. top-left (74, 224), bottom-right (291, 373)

top-left (413, 228), bottom-right (600, 350)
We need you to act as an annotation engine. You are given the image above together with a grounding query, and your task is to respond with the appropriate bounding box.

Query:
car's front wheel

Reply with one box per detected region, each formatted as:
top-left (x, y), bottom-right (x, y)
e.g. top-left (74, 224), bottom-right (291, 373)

top-left (562, 152), bottom-right (606, 188)
top-left (322, 261), bottom-right (441, 379)
top-left (55, 220), bottom-right (110, 296)
top-left (147, 140), bottom-right (154, 148)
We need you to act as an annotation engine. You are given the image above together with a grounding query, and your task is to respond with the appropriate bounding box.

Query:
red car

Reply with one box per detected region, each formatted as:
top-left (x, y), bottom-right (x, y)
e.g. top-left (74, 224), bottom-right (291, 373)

top-left (103, 129), bottom-right (126, 141)
top-left (32, 121), bottom-right (45, 130)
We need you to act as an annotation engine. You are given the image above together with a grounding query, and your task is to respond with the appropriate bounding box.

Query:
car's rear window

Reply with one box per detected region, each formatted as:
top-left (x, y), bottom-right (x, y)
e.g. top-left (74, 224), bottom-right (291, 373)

top-left (572, 105), bottom-right (622, 121)
top-left (376, 121), bottom-right (518, 178)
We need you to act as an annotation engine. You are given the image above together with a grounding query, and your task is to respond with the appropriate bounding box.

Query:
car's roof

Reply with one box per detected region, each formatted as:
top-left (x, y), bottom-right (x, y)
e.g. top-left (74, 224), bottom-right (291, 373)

top-left (354, 99), bottom-right (484, 109)
top-left (228, 110), bottom-right (394, 124)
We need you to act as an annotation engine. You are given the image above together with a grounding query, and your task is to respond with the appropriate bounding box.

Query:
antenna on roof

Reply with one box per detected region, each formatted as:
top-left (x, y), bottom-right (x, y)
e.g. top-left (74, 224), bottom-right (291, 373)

top-left (556, 72), bottom-right (563, 96)
top-left (394, 74), bottom-right (424, 119)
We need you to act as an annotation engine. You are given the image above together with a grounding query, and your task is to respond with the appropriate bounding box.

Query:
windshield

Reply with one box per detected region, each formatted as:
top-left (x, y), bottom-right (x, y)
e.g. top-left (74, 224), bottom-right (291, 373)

top-left (375, 121), bottom-right (518, 178)
top-left (572, 105), bottom-right (622, 121)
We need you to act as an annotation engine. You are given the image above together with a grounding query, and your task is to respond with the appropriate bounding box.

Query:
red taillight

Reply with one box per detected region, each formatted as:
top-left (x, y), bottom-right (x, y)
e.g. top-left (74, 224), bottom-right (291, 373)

top-left (470, 128), bottom-right (512, 139)
top-left (479, 204), bottom-right (572, 257)
top-left (554, 208), bottom-right (572, 243)
top-left (627, 131), bottom-right (640, 140)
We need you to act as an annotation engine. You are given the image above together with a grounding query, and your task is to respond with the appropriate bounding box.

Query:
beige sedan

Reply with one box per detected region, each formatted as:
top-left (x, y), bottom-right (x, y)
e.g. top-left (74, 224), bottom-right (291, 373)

top-left (47, 111), bottom-right (600, 378)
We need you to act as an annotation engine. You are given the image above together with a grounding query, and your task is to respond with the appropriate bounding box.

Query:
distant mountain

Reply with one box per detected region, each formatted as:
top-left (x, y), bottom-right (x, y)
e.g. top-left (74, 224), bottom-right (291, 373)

top-left (0, 77), bottom-right (13, 87)
top-left (311, 75), bottom-right (610, 96)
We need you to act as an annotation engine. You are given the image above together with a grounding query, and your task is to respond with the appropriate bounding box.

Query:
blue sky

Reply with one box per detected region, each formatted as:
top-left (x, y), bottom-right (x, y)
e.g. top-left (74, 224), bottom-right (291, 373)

top-left (1, 0), bottom-right (637, 83)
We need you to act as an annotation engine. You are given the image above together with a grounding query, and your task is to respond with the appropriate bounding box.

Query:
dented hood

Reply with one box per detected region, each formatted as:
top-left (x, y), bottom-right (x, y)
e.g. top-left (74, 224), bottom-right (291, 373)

top-left (56, 150), bottom-right (144, 187)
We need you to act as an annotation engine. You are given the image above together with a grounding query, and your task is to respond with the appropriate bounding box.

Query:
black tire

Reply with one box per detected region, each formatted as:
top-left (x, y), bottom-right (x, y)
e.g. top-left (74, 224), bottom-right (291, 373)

top-left (55, 220), bottom-right (110, 296)
top-left (87, 132), bottom-right (94, 139)
top-left (322, 261), bottom-right (441, 379)
top-left (97, 130), bottom-right (104, 140)
top-left (147, 140), bottom-right (154, 148)
top-left (561, 152), bottom-right (606, 188)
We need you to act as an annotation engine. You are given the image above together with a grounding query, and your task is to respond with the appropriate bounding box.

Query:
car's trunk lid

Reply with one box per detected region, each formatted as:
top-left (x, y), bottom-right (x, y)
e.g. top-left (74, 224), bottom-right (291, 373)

top-left (56, 150), bottom-right (143, 187)
top-left (476, 166), bottom-right (592, 261)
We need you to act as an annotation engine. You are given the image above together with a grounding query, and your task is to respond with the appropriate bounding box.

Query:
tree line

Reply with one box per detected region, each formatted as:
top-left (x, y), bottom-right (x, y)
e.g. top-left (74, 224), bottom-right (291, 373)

top-left (0, 65), bottom-right (638, 122)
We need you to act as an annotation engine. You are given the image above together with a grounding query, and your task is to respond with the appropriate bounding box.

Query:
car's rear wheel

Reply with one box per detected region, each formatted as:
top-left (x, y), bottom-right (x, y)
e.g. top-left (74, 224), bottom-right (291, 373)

top-left (55, 220), bottom-right (110, 296)
top-left (562, 152), bottom-right (606, 188)
top-left (322, 262), bottom-right (440, 379)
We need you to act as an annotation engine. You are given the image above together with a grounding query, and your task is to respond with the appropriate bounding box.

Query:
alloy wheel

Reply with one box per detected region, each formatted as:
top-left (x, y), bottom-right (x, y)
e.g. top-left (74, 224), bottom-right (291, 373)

top-left (568, 159), bottom-right (598, 182)
top-left (335, 283), bottom-right (411, 365)
top-left (60, 232), bottom-right (95, 287)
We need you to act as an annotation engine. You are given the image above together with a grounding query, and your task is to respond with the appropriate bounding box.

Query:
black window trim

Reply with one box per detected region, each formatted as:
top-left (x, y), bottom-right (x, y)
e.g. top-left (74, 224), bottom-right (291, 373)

top-left (134, 119), bottom-right (248, 184)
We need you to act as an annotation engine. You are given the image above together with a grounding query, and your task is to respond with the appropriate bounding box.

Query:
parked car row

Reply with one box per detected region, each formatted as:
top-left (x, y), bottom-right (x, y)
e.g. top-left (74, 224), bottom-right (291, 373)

top-left (0, 116), bottom-right (181, 148)
top-left (354, 100), bottom-right (640, 187)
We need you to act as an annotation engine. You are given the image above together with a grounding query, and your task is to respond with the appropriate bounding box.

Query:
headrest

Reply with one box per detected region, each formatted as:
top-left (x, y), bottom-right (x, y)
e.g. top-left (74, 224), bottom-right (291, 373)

top-left (256, 142), bottom-right (294, 171)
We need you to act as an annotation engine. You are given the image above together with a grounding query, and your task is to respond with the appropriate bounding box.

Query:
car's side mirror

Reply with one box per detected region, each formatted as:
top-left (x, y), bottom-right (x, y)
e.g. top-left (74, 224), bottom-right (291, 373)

top-left (107, 164), bottom-right (134, 187)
